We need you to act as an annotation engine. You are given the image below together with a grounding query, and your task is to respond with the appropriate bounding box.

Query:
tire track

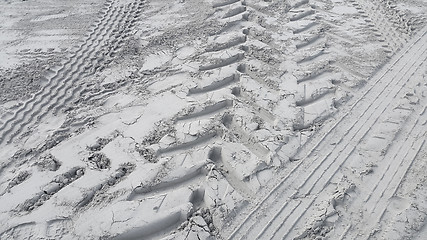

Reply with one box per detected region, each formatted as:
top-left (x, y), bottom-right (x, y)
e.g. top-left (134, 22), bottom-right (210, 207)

top-left (286, 32), bottom-right (427, 228)
top-left (2, 0), bottom-right (422, 238)
top-left (52, 0), bottom-right (145, 115)
top-left (360, 118), bottom-right (426, 239)
top-left (142, 0), bottom-right (283, 213)
top-left (0, 0), bottom-right (145, 145)
top-left (292, 25), bottom-right (427, 169)
top-left (227, 25), bottom-right (427, 240)
top-left (6, 5), bottom-right (127, 141)
top-left (332, 62), bottom-right (427, 240)
top-left (288, 0), bottom-right (421, 131)
top-left (289, 0), bottom-right (338, 130)
top-left (352, 0), bottom-right (410, 51)
top-left (0, 0), bottom-right (117, 144)
top-left (283, 52), bottom-right (427, 239)
top-left (202, 0), bottom-right (282, 162)
top-left (122, 1), bottom-right (259, 218)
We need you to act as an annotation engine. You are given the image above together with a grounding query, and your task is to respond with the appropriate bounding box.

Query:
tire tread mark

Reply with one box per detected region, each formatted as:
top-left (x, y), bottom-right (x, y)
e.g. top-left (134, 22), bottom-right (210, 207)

top-left (226, 26), bottom-right (427, 240)
top-left (0, 1), bottom-right (118, 144)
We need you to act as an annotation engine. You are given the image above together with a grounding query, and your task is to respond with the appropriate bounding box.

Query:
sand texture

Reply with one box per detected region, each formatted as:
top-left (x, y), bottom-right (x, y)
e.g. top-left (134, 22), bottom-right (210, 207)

top-left (0, 0), bottom-right (426, 239)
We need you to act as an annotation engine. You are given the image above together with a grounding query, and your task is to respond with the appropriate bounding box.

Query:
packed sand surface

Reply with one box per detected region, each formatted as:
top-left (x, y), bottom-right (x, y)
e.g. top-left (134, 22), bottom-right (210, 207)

top-left (0, 0), bottom-right (426, 239)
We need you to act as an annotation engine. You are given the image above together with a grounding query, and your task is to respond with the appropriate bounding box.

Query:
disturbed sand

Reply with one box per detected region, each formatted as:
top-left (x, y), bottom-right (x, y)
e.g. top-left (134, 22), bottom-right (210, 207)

top-left (0, 0), bottom-right (427, 239)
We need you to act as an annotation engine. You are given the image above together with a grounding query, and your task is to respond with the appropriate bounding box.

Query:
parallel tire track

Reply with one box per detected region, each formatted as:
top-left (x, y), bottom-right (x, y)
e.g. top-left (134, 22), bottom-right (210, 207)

top-left (333, 63), bottom-right (427, 240)
top-left (227, 25), bottom-right (427, 240)
top-left (283, 51), bottom-right (427, 239)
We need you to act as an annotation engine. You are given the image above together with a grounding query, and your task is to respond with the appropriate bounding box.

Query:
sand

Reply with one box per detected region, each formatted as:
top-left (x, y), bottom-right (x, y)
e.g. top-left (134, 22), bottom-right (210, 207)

top-left (0, 0), bottom-right (426, 239)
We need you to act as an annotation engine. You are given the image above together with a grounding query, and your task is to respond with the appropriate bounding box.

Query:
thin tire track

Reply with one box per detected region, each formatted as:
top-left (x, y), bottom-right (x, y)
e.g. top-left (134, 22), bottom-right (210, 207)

top-left (51, 0), bottom-right (145, 115)
top-left (266, 43), bottom-right (427, 239)
top-left (227, 26), bottom-right (427, 240)
top-left (0, 1), bottom-right (119, 144)
top-left (4, 3), bottom-right (130, 143)
top-left (0, 0), bottom-right (115, 128)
